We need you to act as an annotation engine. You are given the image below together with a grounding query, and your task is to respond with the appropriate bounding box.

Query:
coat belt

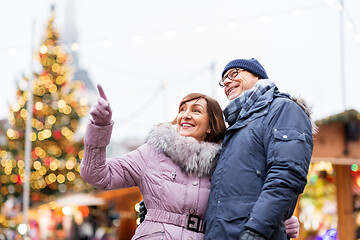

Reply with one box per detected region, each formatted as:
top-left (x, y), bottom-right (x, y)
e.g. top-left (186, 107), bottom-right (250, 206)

top-left (145, 209), bottom-right (205, 233)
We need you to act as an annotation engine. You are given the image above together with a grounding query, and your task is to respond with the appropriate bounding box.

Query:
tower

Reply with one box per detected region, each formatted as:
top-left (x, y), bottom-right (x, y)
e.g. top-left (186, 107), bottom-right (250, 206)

top-left (60, 0), bottom-right (96, 92)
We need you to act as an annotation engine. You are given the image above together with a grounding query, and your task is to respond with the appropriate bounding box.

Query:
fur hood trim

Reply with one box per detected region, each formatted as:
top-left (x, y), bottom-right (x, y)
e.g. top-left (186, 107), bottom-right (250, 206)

top-left (146, 123), bottom-right (221, 176)
top-left (291, 96), bottom-right (318, 134)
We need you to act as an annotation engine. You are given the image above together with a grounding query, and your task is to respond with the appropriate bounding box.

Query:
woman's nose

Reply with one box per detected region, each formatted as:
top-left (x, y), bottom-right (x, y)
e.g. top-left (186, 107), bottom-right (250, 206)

top-left (182, 110), bottom-right (192, 119)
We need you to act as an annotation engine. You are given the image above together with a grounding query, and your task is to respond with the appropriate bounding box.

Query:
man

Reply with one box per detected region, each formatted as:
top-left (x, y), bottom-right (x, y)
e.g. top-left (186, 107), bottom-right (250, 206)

top-left (204, 58), bottom-right (313, 240)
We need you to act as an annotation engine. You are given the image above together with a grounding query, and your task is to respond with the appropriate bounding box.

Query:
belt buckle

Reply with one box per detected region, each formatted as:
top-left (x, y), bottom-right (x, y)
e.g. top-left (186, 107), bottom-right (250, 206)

top-left (186, 213), bottom-right (201, 232)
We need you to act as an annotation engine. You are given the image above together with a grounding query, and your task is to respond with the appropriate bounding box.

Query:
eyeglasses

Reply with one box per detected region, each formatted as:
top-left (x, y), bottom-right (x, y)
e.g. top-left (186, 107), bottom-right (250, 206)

top-left (219, 68), bottom-right (244, 88)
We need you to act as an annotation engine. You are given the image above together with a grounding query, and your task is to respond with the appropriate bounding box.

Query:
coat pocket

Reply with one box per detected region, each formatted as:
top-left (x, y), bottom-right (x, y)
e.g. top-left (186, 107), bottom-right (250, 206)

top-left (271, 129), bottom-right (307, 164)
top-left (269, 129), bottom-right (310, 194)
top-left (273, 129), bottom-right (306, 142)
top-left (218, 196), bottom-right (255, 222)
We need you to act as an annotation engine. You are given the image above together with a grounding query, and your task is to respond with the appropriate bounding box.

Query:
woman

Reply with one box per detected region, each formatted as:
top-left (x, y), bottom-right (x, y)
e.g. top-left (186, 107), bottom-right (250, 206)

top-left (81, 85), bottom-right (299, 239)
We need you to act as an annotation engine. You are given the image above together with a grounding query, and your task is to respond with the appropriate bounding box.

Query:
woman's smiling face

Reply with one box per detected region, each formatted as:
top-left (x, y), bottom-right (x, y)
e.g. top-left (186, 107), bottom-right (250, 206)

top-left (176, 98), bottom-right (211, 142)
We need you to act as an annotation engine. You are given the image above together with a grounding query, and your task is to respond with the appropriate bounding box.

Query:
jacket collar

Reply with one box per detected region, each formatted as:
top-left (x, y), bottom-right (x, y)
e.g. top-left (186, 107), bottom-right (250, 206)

top-left (244, 87), bottom-right (290, 116)
top-left (146, 123), bottom-right (221, 176)
top-left (226, 88), bottom-right (291, 131)
top-left (239, 86), bottom-right (289, 119)
top-left (224, 80), bottom-right (277, 126)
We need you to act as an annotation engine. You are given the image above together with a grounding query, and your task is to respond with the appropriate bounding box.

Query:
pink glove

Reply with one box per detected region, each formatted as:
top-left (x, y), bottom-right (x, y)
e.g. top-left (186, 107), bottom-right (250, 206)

top-left (90, 84), bottom-right (112, 126)
top-left (285, 216), bottom-right (299, 239)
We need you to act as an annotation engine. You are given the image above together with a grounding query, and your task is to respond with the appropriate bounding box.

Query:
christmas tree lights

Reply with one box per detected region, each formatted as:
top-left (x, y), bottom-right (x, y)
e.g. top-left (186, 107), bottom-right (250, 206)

top-left (0, 11), bottom-right (90, 214)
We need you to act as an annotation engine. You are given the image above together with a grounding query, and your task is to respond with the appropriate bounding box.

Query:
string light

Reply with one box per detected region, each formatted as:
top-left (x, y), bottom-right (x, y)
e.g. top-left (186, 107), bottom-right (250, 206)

top-left (351, 164), bottom-right (358, 172)
top-left (33, 161), bottom-right (41, 170)
top-left (18, 223), bottom-right (28, 235)
top-left (52, 63), bottom-right (61, 73)
top-left (67, 172), bottom-right (75, 181)
top-left (78, 150), bottom-right (84, 159)
top-left (62, 206), bottom-right (72, 215)
top-left (6, 129), bottom-right (15, 139)
top-left (20, 109), bottom-right (27, 118)
top-left (65, 160), bottom-right (75, 170)
top-left (57, 174), bottom-right (65, 184)
top-left (71, 42), bottom-right (79, 51)
top-left (134, 203), bottom-right (140, 212)
top-left (49, 160), bottom-right (58, 171)
top-left (58, 99), bottom-right (66, 108)
top-left (48, 173), bottom-right (57, 183)
top-left (35, 101), bottom-right (44, 110)
top-left (47, 115), bottom-right (56, 124)
top-left (12, 103), bottom-right (20, 112)
top-left (17, 160), bottom-right (25, 168)
top-left (38, 166), bottom-right (46, 176)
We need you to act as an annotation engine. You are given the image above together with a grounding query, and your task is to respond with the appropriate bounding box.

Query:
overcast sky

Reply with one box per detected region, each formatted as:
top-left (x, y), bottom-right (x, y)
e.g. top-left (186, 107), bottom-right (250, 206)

top-left (1, 0), bottom-right (360, 141)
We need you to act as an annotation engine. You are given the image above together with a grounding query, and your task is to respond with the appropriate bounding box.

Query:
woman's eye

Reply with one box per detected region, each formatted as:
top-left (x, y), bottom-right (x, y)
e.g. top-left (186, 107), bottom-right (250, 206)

top-left (193, 109), bottom-right (201, 113)
top-left (179, 107), bottom-right (186, 112)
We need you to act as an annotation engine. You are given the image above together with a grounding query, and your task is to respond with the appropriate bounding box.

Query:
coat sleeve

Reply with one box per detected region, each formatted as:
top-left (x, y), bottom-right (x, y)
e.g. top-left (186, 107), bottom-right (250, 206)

top-left (244, 99), bottom-right (313, 238)
top-left (80, 121), bottom-right (148, 190)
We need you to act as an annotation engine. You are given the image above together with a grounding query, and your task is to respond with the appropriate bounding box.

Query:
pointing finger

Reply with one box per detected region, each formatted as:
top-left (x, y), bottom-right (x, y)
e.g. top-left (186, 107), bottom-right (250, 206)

top-left (98, 97), bottom-right (109, 108)
top-left (97, 84), bottom-right (108, 101)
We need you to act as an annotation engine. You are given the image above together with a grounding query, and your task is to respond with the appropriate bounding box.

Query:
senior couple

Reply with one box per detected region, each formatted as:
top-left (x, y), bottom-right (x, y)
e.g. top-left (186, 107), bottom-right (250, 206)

top-left (81, 58), bottom-right (314, 239)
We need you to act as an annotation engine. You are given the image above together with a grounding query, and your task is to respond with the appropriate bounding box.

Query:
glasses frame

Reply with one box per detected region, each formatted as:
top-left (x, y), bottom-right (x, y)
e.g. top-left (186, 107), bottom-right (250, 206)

top-left (219, 68), bottom-right (244, 88)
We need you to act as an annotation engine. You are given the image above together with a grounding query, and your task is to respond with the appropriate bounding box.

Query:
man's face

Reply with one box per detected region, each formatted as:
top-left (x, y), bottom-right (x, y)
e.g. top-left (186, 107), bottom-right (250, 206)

top-left (223, 68), bottom-right (260, 100)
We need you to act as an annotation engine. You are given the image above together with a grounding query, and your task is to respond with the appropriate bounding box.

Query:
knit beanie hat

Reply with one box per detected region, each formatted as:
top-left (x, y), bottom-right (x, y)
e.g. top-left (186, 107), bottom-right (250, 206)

top-left (221, 58), bottom-right (269, 79)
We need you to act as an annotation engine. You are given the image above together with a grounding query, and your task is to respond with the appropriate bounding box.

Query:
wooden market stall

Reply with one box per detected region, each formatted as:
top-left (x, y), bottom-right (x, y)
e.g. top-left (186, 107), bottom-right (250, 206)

top-left (96, 187), bottom-right (142, 240)
top-left (299, 109), bottom-right (360, 240)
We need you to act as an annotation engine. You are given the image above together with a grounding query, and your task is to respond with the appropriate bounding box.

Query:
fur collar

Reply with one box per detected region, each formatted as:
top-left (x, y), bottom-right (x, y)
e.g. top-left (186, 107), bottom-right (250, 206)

top-left (291, 96), bottom-right (318, 134)
top-left (146, 123), bottom-right (221, 176)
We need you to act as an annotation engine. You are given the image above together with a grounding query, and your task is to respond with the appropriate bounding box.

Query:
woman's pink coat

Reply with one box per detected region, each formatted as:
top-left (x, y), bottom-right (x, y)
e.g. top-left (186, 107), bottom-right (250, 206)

top-left (80, 122), bottom-right (221, 240)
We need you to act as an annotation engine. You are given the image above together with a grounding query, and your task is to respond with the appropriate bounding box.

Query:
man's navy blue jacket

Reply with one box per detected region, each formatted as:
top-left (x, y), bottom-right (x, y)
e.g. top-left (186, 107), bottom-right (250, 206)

top-left (204, 87), bottom-right (313, 240)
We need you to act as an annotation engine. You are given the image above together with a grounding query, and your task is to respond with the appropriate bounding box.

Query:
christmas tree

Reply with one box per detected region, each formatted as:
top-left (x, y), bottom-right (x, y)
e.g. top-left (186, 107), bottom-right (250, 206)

top-left (0, 10), bottom-right (90, 212)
